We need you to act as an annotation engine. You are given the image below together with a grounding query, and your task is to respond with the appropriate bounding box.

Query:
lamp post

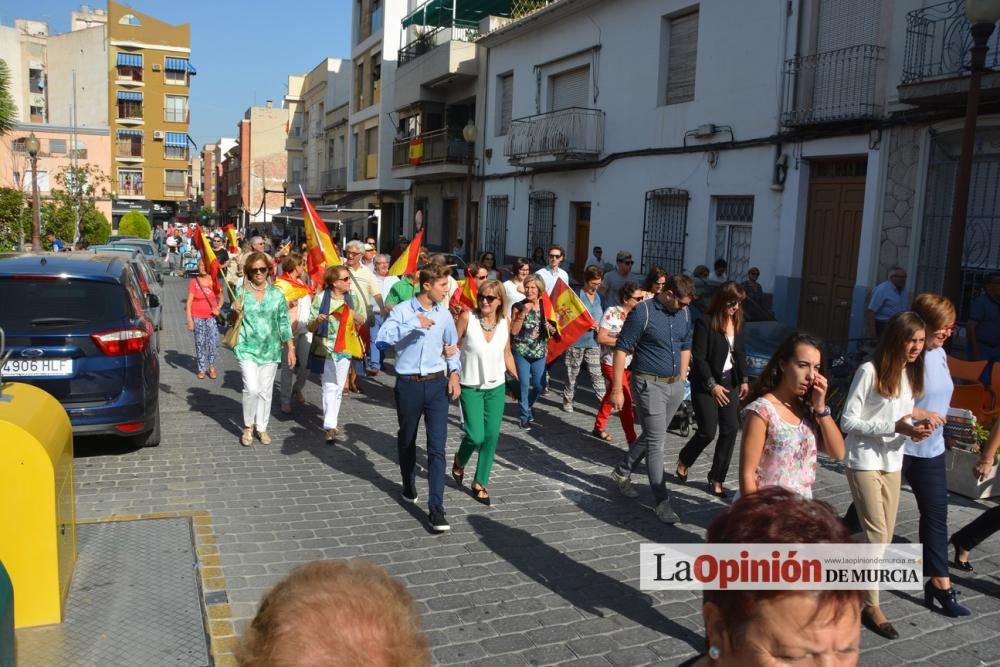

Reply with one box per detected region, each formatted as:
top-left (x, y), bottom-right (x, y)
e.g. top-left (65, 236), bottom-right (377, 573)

top-left (943, 0), bottom-right (1000, 306)
top-left (25, 133), bottom-right (42, 252)
top-left (462, 120), bottom-right (478, 255)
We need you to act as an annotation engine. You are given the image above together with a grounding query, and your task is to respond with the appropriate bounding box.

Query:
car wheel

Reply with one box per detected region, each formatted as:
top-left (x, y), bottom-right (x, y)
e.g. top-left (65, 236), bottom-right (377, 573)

top-left (134, 405), bottom-right (161, 447)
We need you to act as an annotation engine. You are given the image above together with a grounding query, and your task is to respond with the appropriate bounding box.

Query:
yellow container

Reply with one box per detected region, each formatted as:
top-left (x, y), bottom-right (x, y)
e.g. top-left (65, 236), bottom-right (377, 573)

top-left (0, 382), bottom-right (76, 628)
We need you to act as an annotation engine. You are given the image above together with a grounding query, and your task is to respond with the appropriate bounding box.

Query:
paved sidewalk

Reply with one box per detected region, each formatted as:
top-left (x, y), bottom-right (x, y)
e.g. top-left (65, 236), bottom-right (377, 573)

top-left (71, 277), bottom-right (1000, 666)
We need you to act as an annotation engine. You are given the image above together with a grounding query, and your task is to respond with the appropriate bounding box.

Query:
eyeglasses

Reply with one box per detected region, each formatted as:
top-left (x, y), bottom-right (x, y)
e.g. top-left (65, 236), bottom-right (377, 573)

top-left (549, 254), bottom-right (562, 259)
top-left (475, 274), bottom-right (489, 280)
top-left (621, 260), bottom-right (634, 265)
top-left (345, 251), bottom-right (362, 258)
top-left (337, 276), bottom-right (351, 282)
top-left (628, 294), bottom-right (645, 302)
top-left (478, 295), bottom-right (499, 304)
top-left (248, 266), bottom-right (269, 275)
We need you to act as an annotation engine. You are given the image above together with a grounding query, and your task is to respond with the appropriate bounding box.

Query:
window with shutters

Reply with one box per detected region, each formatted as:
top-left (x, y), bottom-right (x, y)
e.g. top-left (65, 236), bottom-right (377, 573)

top-left (496, 73), bottom-right (513, 136)
top-left (550, 66), bottom-right (589, 111)
top-left (165, 169), bottom-right (187, 196)
top-left (48, 139), bottom-right (67, 154)
top-left (662, 9), bottom-right (699, 105)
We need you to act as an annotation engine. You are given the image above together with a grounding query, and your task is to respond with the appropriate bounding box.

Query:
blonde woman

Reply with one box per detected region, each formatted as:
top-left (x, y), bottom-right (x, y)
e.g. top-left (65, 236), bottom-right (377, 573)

top-left (308, 266), bottom-right (354, 443)
top-left (452, 280), bottom-right (518, 505)
top-left (510, 273), bottom-right (556, 428)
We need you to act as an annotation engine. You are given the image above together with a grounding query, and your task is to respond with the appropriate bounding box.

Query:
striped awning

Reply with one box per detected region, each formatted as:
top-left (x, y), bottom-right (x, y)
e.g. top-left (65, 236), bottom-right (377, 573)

top-left (164, 57), bottom-right (197, 74)
top-left (164, 132), bottom-right (187, 147)
top-left (116, 53), bottom-right (142, 67)
top-left (117, 129), bottom-right (143, 137)
top-left (116, 90), bottom-right (142, 101)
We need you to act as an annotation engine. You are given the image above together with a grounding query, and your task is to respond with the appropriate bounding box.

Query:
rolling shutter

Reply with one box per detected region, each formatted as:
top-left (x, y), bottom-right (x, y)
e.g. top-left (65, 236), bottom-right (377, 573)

top-left (498, 73), bottom-right (513, 135)
top-left (550, 67), bottom-right (589, 111)
top-left (666, 11), bottom-right (698, 104)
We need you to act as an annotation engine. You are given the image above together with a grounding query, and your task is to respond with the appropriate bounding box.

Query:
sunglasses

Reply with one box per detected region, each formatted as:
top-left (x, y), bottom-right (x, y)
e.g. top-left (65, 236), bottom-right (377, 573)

top-left (478, 295), bottom-right (499, 304)
top-left (337, 276), bottom-right (351, 282)
top-left (549, 254), bottom-right (562, 259)
top-left (346, 251), bottom-right (362, 258)
top-left (475, 274), bottom-right (489, 280)
top-left (628, 294), bottom-right (645, 302)
top-left (727, 300), bottom-right (742, 308)
top-left (248, 266), bottom-right (269, 275)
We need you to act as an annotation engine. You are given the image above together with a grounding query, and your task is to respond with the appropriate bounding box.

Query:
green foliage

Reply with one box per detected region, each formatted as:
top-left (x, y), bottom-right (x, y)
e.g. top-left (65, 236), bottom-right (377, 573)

top-left (81, 206), bottom-right (111, 246)
top-left (119, 211), bottom-right (152, 239)
top-left (0, 187), bottom-right (28, 251)
top-left (197, 206), bottom-right (215, 221)
top-left (0, 59), bottom-right (16, 136)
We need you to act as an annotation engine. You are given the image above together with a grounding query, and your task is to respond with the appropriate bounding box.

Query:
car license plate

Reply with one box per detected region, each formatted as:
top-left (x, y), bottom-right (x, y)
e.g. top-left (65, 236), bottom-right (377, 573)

top-left (2, 358), bottom-right (73, 377)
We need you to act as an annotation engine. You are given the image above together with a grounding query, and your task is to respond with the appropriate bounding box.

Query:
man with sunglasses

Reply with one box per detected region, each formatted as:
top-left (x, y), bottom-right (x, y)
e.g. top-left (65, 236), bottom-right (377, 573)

top-left (538, 244), bottom-right (570, 295)
top-left (600, 251), bottom-right (636, 308)
top-left (609, 274), bottom-right (695, 524)
top-left (449, 262), bottom-right (490, 316)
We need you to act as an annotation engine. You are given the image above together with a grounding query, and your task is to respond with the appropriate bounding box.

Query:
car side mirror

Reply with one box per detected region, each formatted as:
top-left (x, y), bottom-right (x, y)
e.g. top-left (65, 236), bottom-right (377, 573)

top-left (147, 294), bottom-right (160, 309)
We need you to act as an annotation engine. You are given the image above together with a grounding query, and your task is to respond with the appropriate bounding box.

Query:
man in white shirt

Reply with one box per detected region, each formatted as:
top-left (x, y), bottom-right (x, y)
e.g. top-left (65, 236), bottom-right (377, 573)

top-left (585, 246), bottom-right (606, 271)
top-left (344, 240), bottom-right (385, 391)
top-left (600, 251), bottom-right (635, 307)
top-left (368, 254), bottom-right (399, 375)
top-left (538, 244), bottom-right (570, 294)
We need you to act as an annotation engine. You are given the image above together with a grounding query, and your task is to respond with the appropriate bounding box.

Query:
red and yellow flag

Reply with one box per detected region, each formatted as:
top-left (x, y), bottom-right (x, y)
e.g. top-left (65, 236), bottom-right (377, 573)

top-left (274, 273), bottom-right (312, 303)
top-left (192, 224), bottom-right (222, 294)
top-left (222, 224), bottom-right (239, 254)
top-left (388, 229), bottom-right (423, 276)
top-left (302, 186), bottom-right (341, 286)
top-left (545, 278), bottom-right (595, 363)
top-left (332, 304), bottom-right (365, 358)
top-left (450, 268), bottom-right (478, 311)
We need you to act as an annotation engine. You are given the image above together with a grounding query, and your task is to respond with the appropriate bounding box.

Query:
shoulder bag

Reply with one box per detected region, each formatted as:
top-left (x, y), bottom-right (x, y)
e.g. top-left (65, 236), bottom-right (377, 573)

top-left (194, 278), bottom-right (228, 333)
top-left (221, 288), bottom-right (246, 350)
top-left (307, 289), bottom-right (333, 374)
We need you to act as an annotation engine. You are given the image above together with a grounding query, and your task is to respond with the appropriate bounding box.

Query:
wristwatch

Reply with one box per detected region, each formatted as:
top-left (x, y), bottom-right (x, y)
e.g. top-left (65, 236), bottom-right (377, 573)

top-left (706, 379), bottom-right (717, 391)
top-left (814, 406), bottom-right (832, 418)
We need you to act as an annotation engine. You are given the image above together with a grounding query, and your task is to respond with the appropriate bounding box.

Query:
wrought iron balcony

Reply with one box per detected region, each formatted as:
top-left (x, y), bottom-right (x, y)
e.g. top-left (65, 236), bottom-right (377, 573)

top-left (322, 167), bottom-right (347, 192)
top-left (392, 128), bottom-right (470, 169)
top-left (504, 107), bottom-right (604, 165)
top-left (782, 44), bottom-right (884, 127)
top-left (398, 20), bottom-right (480, 66)
top-left (902, 0), bottom-right (1000, 84)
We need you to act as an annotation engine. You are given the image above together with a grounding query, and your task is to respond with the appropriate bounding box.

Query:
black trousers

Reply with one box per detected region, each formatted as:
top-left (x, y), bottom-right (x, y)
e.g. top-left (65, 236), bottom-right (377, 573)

top-left (952, 504), bottom-right (1000, 553)
top-left (678, 376), bottom-right (739, 483)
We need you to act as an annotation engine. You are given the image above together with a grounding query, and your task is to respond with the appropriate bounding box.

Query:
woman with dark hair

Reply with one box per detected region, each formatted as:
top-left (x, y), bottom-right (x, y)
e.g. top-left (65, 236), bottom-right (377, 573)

top-left (680, 487), bottom-right (863, 666)
top-left (643, 266), bottom-right (668, 298)
top-left (308, 265), bottom-right (355, 444)
top-left (676, 281), bottom-right (749, 498)
top-left (186, 256), bottom-right (222, 380)
top-left (592, 282), bottom-right (643, 444)
top-left (739, 332), bottom-right (845, 500)
top-left (503, 257), bottom-right (530, 316)
top-left (841, 310), bottom-right (931, 639)
top-left (479, 251), bottom-right (498, 280)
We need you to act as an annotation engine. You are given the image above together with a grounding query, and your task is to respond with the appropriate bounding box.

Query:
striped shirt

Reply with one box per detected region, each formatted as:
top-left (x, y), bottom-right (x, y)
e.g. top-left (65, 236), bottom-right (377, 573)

top-left (615, 296), bottom-right (692, 377)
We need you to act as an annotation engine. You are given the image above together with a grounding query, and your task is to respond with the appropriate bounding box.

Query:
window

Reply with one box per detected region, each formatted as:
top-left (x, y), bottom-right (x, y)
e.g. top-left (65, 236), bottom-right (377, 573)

top-left (117, 91), bottom-right (143, 119)
top-left (164, 58), bottom-right (191, 85)
top-left (482, 196), bottom-right (509, 258)
top-left (364, 126), bottom-right (379, 179)
top-left (550, 67), bottom-right (589, 111)
top-left (165, 169), bottom-right (186, 195)
top-left (118, 14), bottom-right (142, 25)
top-left (29, 68), bottom-right (44, 94)
top-left (292, 112), bottom-right (303, 138)
top-left (496, 73), bottom-right (513, 136)
top-left (116, 129), bottom-right (143, 157)
top-left (526, 191), bottom-right (556, 257)
top-left (116, 53), bottom-right (143, 81)
top-left (48, 139), bottom-right (66, 154)
top-left (119, 169), bottom-right (143, 196)
top-left (663, 10), bottom-right (699, 105)
top-left (23, 171), bottom-right (50, 192)
top-left (12, 138), bottom-right (26, 153)
top-left (641, 188), bottom-right (689, 275)
top-left (355, 62), bottom-right (366, 109)
top-left (70, 140), bottom-right (87, 159)
top-left (713, 196), bottom-right (754, 281)
top-left (165, 96), bottom-right (187, 123)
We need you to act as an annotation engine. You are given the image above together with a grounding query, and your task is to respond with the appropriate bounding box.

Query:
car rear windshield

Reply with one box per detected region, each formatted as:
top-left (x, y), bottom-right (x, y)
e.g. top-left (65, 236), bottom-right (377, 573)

top-left (111, 241), bottom-right (154, 256)
top-left (0, 277), bottom-right (129, 330)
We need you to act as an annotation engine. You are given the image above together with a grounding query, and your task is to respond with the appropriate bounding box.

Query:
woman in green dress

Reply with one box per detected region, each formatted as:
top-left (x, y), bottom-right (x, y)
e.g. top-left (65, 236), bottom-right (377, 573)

top-left (232, 251), bottom-right (295, 447)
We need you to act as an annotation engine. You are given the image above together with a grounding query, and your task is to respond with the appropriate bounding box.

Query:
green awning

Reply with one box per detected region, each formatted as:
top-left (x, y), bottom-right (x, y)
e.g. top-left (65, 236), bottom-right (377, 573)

top-left (402, 0), bottom-right (512, 28)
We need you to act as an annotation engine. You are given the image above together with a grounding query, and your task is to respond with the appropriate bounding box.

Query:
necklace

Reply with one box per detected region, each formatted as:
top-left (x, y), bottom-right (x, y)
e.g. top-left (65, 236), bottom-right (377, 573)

top-left (480, 317), bottom-right (498, 333)
top-left (249, 281), bottom-right (268, 292)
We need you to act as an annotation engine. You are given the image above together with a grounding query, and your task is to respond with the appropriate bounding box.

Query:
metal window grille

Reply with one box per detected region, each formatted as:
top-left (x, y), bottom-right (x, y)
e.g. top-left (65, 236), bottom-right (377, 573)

top-left (713, 196), bottom-right (754, 281)
top-left (641, 188), bottom-right (689, 275)
top-left (482, 196), bottom-right (509, 260)
top-left (526, 191), bottom-right (556, 258)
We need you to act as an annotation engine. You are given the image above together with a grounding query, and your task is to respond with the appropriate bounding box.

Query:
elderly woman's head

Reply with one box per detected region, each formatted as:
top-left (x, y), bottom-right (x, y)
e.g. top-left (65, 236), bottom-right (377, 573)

top-left (700, 488), bottom-right (862, 666)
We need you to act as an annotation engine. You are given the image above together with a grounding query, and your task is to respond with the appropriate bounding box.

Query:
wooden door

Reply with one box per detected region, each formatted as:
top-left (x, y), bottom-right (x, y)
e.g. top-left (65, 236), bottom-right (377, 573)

top-left (572, 202), bottom-right (591, 280)
top-left (444, 199), bottom-right (459, 249)
top-left (798, 159), bottom-right (866, 341)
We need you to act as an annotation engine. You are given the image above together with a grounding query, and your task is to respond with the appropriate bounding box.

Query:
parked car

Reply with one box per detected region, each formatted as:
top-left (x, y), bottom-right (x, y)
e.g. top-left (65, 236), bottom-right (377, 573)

top-left (0, 253), bottom-right (161, 446)
top-left (90, 247), bottom-right (163, 330)
top-left (106, 238), bottom-right (166, 281)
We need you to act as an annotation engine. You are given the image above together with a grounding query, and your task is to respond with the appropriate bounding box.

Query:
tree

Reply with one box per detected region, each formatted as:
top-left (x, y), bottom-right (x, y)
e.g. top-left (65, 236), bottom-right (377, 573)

top-left (0, 59), bottom-right (16, 136)
top-left (197, 206), bottom-right (215, 222)
top-left (80, 205), bottom-right (111, 246)
top-left (119, 211), bottom-right (152, 239)
top-left (0, 187), bottom-right (28, 251)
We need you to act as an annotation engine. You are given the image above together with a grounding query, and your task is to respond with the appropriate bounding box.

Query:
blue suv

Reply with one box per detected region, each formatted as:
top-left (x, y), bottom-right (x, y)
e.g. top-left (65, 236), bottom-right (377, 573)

top-left (0, 254), bottom-right (161, 446)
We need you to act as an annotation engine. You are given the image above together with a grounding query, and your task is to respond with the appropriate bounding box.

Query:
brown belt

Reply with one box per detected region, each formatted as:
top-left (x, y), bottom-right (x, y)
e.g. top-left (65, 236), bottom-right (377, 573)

top-left (634, 371), bottom-right (682, 385)
top-left (398, 371), bottom-right (446, 382)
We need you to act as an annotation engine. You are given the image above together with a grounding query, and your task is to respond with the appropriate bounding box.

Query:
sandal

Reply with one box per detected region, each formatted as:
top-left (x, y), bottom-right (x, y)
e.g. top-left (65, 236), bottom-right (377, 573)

top-left (591, 427), bottom-right (613, 442)
top-left (208, 367), bottom-right (218, 379)
top-left (197, 370), bottom-right (207, 380)
top-left (471, 483), bottom-right (491, 506)
top-left (452, 458), bottom-right (465, 486)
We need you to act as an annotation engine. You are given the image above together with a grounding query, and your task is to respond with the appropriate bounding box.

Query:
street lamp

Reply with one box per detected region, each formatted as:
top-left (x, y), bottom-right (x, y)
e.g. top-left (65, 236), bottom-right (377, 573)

top-left (943, 0), bottom-right (1000, 306)
top-left (462, 120), bottom-right (478, 255)
top-left (25, 133), bottom-right (42, 252)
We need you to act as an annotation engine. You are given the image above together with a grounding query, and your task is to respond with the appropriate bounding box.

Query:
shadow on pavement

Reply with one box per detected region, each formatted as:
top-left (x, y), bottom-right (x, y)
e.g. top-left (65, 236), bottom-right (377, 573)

top-left (185, 386), bottom-right (246, 437)
top-left (163, 349), bottom-right (198, 373)
top-left (468, 514), bottom-right (705, 651)
top-left (561, 488), bottom-right (715, 542)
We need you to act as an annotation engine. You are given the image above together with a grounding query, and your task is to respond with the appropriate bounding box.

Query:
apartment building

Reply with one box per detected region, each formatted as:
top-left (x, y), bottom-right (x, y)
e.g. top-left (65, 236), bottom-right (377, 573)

top-left (107, 0), bottom-right (195, 229)
top-left (201, 143), bottom-right (218, 211)
top-left (219, 105), bottom-right (288, 233)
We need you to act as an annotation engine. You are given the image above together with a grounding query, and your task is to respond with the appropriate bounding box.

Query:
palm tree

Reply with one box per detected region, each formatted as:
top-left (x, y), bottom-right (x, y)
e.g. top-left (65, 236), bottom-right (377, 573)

top-left (0, 59), bottom-right (18, 136)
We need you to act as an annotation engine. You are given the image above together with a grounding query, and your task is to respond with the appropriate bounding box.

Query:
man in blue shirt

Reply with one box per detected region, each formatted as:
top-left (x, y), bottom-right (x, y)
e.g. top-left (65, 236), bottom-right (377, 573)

top-left (376, 264), bottom-right (461, 533)
top-left (609, 274), bottom-right (695, 524)
top-left (866, 267), bottom-right (908, 337)
top-left (969, 272), bottom-right (1000, 361)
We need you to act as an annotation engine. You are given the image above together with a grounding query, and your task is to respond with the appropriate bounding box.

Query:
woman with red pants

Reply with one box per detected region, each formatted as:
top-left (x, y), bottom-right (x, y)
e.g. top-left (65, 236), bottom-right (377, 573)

top-left (592, 282), bottom-right (643, 444)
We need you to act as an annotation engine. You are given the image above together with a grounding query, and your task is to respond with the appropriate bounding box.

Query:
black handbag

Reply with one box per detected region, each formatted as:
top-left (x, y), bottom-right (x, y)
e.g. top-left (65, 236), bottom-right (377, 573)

top-left (195, 278), bottom-right (228, 333)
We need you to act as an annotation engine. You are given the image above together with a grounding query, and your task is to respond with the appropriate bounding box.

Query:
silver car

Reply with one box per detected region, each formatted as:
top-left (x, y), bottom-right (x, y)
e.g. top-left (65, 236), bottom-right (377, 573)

top-left (107, 238), bottom-right (166, 281)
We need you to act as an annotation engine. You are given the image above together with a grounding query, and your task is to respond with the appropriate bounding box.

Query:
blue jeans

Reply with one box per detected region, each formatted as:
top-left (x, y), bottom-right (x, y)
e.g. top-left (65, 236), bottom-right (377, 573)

top-left (514, 352), bottom-right (546, 423)
top-left (368, 315), bottom-right (385, 369)
top-left (394, 376), bottom-right (449, 515)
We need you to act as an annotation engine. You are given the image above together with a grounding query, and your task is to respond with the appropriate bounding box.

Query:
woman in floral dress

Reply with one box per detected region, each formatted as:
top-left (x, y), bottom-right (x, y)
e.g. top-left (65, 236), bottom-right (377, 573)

top-left (510, 274), bottom-right (555, 429)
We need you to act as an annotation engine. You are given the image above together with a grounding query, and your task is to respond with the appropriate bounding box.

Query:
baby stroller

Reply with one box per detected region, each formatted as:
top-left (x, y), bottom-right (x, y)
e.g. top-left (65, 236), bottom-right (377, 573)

top-left (668, 379), bottom-right (694, 437)
top-left (182, 249), bottom-right (200, 276)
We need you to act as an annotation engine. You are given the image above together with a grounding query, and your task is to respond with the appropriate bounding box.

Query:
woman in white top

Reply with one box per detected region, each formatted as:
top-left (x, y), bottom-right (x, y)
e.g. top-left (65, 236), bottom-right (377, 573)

top-left (841, 310), bottom-right (932, 640)
top-left (452, 279), bottom-right (518, 505)
top-left (503, 257), bottom-right (530, 316)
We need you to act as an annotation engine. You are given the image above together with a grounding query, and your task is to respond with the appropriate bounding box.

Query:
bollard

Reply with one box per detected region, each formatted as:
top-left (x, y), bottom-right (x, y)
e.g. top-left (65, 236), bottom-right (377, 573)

top-left (0, 381), bottom-right (76, 629)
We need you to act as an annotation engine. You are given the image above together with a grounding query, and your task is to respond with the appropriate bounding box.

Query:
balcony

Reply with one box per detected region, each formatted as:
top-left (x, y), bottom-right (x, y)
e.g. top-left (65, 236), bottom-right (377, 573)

top-left (322, 167), bottom-right (347, 192)
top-left (399, 21), bottom-right (479, 67)
top-left (899, 0), bottom-right (1000, 107)
top-left (782, 44), bottom-right (884, 127)
top-left (116, 139), bottom-right (143, 163)
top-left (504, 107), bottom-right (604, 166)
top-left (392, 128), bottom-right (471, 179)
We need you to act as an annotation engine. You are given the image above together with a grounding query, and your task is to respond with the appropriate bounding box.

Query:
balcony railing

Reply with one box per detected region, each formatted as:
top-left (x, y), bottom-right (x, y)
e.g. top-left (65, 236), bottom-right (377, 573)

top-left (902, 0), bottom-right (1000, 84)
top-left (116, 140), bottom-right (143, 158)
top-left (782, 44), bottom-right (884, 127)
top-left (398, 21), bottom-right (479, 66)
top-left (322, 167), bottom-right (347, 191)
top-left (504, 107), bottom-right (605, 163)
top-left (392, 128), bottom-right (470, 168)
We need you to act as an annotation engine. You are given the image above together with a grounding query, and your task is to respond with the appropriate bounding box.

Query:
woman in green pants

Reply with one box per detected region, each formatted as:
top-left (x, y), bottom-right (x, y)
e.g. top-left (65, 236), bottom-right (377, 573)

top-left (452, 279), bottom-right (518, 505)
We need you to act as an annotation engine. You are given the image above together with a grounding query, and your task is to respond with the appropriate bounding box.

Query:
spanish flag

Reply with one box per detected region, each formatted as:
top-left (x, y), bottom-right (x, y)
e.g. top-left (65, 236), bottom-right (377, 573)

top-left (192, 224), bottom-right (222, 294)
top-left (301, 186), bottom-right (341, 286)
top-left (545, 278), bottom-right (595, 363)
top-left (274, 273), bottom-right (312, 303)
top-left (332, 304), bottom-right (365, 358)
top-left (388, 229), bottom-right (423, 276)
top-left (222, 224), bottom-right (239, 254)
top-left (450, 268), bottom-right (478, 311)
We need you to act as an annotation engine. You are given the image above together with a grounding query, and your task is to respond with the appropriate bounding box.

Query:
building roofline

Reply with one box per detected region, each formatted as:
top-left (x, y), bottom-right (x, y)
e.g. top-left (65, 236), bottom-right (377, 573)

top-left (477, 0), bottom-right (602, 47)
top-left (14, 122), bottom-right (110, 136)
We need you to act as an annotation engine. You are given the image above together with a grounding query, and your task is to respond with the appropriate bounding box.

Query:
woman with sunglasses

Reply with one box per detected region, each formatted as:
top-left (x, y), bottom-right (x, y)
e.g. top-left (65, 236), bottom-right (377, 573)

top-left (676, 281), bottom-right (750, 498)
top-left (452, 280), bottom-right (518, 504)
top-left (510, 274), bottom-right (556, 428)
top-left (308, 266), bottom-right (356, 444)
top-left (232, 252), bottom-right (295, 447)
top-left (503, 258), bottom-right (531, 316)
top-left (592, 282), bottom-right (643, 444)
top-left (186, 256), bottom-right (223, 380)
top-left (562, 266), bottom-right (606, 413)
top-left (479, 252), bottom-right (499, 280)
top-left (643, 266), bottom-right (668, 300)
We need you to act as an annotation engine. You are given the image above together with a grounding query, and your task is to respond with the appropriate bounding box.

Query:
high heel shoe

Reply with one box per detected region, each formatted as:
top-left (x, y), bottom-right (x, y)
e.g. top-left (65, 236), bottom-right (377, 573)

top-left (924, 580), bottom-right (971, 617)
top-left (950, 537), bottom-right (974, 572)
top-left (451, 457), bottom-right (465, 486)
top-left (471, 483), bottom-right (491, 506)
top-left (861, 606), bottom-right (898, 640)
top-left (674, 464), bottom-right (688, 483)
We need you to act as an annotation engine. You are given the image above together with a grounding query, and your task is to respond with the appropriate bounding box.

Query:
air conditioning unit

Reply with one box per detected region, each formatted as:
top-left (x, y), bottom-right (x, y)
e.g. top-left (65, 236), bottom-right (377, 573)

top-left (153, 131), bottom-right (165, 140)
top-left (151, 64), bottom-right (161, 71)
